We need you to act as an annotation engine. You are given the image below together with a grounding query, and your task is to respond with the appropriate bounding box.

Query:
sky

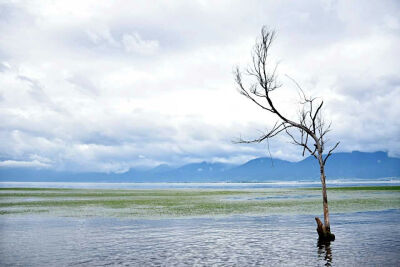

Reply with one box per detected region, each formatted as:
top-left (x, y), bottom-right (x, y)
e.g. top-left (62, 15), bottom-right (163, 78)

top-left (0, 0), bottom-right (399, 173)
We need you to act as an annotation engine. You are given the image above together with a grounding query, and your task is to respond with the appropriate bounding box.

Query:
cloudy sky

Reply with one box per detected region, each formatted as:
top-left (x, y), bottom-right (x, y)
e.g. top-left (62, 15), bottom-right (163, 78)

top-left (0, 0), bottom-right (399, 173)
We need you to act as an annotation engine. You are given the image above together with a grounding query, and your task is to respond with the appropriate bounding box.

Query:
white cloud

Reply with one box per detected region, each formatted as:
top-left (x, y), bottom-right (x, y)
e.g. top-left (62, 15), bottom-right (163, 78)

top-left (122, 33), bottom-right (159, 55)
top-left (0, 160), bottom-right (50, 168)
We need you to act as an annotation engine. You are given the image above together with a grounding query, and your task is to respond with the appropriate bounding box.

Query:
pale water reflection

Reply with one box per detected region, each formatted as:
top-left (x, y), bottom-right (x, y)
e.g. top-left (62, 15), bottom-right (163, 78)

top-left (1, 210), bottom-right (399, 266)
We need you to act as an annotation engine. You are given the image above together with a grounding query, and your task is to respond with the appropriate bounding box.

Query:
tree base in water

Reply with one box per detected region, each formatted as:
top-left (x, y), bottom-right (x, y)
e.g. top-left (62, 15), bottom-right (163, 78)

top-left (315, 217), bottom-right (335, 242)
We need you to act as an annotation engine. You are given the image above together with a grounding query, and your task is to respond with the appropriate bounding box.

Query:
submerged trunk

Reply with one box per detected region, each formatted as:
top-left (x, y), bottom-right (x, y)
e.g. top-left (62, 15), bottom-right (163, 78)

top-left (315, 163), bottom-right (335, 242)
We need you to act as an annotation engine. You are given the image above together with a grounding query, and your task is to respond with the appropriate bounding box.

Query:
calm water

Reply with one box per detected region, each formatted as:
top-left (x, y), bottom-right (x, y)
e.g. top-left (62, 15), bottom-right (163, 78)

top-left (1, 179), bottom-right (400, 189)
top-left (1, 210), bottom-right (399, 266)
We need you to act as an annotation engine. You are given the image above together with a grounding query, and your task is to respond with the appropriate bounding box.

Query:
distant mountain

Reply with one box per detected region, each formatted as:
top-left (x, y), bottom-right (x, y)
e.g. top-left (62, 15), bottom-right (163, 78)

top-left (230, 158), bottom-right (295, 181)
top-left (161, 162), bottom-right (235, 181)
top-left (0, 151), bottom-right (399, 182)
top-left (323, 151), bottom-right (399, 178)
top-left (226, 151), bottom-right (400, 181)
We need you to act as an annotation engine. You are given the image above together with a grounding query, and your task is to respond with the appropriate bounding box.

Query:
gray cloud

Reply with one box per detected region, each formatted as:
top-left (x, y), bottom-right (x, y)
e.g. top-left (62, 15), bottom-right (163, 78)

top-left (67, 74), bottom-right (99, 95)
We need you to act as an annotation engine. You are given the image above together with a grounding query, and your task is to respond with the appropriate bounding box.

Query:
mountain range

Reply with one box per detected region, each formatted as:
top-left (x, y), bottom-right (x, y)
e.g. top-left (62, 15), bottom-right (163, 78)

top-left (0, 151), bottom-right (399, 182)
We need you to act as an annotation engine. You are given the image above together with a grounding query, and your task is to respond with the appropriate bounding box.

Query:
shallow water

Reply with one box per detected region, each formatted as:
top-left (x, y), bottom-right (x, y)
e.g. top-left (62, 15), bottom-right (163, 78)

top-left (1, 210), bottom-right (399, 266)
top-left (1, 187), bottom-right (399, 218)
top-left (1, 179), bottom-right (400, 189)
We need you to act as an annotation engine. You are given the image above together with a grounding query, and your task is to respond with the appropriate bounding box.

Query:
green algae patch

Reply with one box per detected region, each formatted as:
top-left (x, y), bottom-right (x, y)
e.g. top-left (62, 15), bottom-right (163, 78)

top-left (0, 189), bottom-right (252, 198)
top-left (0, 187), bottom-right (399, 218)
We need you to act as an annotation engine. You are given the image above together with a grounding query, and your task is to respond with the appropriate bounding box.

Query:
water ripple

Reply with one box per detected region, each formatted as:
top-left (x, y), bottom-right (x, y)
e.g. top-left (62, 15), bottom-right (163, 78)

top-left (1, 210), bottom-right (399, 266)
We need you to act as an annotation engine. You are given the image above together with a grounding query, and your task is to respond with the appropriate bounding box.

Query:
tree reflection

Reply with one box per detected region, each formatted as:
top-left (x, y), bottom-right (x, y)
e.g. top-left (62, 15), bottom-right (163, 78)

top-left (317, 240), bottom-right (333, 266)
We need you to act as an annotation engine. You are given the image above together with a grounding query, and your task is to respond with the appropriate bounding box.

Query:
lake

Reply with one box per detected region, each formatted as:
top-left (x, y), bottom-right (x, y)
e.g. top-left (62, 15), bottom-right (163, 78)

top-left (0, 185), bottom-right (399, 266)
top-left (0, 210), bottom-right (399, 266)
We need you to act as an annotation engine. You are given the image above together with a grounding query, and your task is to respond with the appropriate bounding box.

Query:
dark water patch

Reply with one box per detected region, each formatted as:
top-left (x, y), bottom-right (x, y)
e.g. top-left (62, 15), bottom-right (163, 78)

top-left (0, 210), bottom-right (399, 266)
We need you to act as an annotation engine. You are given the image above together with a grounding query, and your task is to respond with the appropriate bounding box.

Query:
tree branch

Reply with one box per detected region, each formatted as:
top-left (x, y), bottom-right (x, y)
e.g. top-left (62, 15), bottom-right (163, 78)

top-left (323, 141), bottom-right (340, 165)
top-left (234, 26), bottom-right (339, 165)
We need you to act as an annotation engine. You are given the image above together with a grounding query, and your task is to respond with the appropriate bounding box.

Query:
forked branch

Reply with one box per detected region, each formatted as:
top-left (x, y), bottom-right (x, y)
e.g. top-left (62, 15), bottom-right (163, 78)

top-left (235, 26), bottom-right (339, 164)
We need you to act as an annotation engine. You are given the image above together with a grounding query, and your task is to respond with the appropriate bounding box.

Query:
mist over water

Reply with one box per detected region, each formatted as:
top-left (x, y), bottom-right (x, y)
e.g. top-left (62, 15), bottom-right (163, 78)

top-left (1, 210), bottom-right (399, 266)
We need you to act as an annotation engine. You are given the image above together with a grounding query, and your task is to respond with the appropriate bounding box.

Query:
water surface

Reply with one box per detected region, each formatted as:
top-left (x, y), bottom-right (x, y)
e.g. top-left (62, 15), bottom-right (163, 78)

top-left (1, 210), bottom-right (399, 266)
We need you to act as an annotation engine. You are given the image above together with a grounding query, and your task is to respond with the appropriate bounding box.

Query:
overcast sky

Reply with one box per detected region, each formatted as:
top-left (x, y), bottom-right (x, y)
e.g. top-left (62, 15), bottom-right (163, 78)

top-left (0, 0), bottom-right (399, 172)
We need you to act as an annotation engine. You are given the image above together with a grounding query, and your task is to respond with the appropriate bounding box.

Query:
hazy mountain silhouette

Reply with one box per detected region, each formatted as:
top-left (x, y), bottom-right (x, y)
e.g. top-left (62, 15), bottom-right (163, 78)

top-left (1, 151), bottom-right (399, 182)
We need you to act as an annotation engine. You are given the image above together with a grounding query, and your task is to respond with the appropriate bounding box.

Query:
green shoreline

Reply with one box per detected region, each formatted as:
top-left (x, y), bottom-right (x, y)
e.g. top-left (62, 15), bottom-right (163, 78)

top-left (1, 186), bottom-right (399, 218)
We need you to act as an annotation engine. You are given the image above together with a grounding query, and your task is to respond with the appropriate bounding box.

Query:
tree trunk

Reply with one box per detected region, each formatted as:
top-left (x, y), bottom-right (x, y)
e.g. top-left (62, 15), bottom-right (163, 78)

top-left (315, 163), bottom-right (335, 241)
top-left (321, 168), bottom-right (330, 232)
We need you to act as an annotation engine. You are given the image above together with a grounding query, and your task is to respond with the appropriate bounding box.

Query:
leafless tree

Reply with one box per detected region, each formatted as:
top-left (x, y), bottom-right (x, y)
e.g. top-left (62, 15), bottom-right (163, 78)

top-left (234, 26), bottom-right (338, 241)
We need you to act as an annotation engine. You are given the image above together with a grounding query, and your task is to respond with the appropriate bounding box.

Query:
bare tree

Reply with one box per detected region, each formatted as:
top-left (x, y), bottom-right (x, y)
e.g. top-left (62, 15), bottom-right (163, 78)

top-left (234, 26), bottom-right (338, 241)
